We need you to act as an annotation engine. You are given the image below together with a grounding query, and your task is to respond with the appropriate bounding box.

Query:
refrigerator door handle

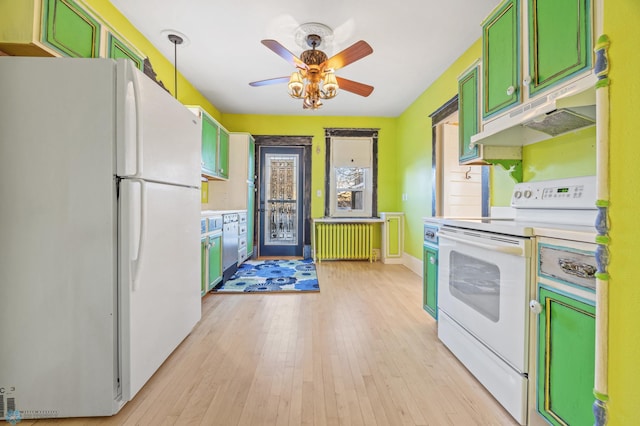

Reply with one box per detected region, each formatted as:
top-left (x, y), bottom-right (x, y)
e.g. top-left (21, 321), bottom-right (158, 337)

top-left (130, 178), bottom-right (147, 291)
top-left (130, 68), bottom-right (143, 177)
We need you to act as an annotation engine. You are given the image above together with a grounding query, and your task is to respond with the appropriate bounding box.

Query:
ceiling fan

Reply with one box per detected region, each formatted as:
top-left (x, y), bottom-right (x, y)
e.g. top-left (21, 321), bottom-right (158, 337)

top-left (249, 33), bottom-right (374, 110)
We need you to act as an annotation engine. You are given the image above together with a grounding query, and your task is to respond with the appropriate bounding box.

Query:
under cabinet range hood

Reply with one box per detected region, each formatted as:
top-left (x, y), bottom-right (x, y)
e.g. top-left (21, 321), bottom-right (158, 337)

top-left (471, 73), bottom-right (597, 147)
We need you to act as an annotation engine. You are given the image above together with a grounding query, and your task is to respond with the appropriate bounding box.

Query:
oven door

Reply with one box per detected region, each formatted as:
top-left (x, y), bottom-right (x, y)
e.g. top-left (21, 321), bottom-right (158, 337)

top-left (438, 227), bottom-right (532, 373)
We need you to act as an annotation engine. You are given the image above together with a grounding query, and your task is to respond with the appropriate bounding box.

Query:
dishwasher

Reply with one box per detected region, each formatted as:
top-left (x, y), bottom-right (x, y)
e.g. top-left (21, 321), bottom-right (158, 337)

top-left (222, 213), bottom-right (239, 283)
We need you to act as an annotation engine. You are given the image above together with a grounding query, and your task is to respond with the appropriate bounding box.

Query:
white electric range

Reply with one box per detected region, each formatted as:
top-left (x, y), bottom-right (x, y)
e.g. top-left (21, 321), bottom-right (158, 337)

top-left (434, 176), bottom-right (597, 425)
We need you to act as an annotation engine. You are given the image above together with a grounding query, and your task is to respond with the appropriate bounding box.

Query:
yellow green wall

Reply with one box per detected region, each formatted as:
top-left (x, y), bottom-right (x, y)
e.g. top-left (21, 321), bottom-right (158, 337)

top-left (82, 0), bottom-right (221, 121)
top-left (604, 1), bottom-right (640, 424)
top-left (221, 115), bottom-right (399, 219)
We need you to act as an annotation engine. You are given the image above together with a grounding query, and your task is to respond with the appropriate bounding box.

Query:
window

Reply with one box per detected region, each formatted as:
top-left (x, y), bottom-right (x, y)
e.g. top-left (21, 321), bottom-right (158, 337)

top-left (324, 129), bottom-right (378, 217)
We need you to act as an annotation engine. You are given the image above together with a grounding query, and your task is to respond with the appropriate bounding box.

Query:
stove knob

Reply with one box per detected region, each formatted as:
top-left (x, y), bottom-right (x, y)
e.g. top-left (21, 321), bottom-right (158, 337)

top-left (514, 191), bottom-right (522, 199)
top-left (524, 190), bottom-right (532, 198)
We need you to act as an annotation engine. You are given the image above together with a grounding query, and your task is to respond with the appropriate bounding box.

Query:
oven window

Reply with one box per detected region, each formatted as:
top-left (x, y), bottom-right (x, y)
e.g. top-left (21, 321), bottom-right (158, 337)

top-left (449, 251), bottom-right (500, 322)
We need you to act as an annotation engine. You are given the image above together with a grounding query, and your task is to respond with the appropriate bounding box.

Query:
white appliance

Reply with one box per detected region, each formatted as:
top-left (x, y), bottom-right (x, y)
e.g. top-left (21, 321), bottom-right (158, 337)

top-left (0, 57), bottom-right (201, 419)
top-left (436, 176), bottom-right (597, 425)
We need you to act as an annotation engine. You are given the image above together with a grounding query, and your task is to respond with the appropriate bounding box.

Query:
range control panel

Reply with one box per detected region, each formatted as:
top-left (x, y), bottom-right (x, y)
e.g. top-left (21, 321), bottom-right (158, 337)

top-left (511, 176), bottom-right (597, 209)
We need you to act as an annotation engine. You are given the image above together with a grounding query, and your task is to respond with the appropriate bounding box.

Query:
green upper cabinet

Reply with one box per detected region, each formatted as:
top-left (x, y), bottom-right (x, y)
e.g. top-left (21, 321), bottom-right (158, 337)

top-left (190, 107), bottom-right (230, 180)
top-left (527, 0), bottom-right (592, 96)
top-left (481, 0), bottom-right (593, 119)
top-left (536, 285), bottom-right (596, 426)
top-left (218, 128), bottom-right (230, 180)
top-left (42, 0), bottom-right (101, 58)
top-left (482, 0), bottom-right (520, 118)
top-left (458, 63), bottom-right (481, 163)
top-left (201, 112), bottom-right (219, 178)
top-left (0, 0), bottom-right (99, 57)
top-left (107, 32), bottom-right (143, 70)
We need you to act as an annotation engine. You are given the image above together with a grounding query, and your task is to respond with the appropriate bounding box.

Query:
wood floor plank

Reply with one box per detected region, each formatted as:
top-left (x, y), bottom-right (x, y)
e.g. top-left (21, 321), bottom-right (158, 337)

top-left (27, 261), bottom-right (518, 426)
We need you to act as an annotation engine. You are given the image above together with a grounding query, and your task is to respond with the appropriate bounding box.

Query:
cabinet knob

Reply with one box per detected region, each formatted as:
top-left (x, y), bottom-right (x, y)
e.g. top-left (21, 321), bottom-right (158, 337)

top-left (523, 75), bottom-right (532, 87)
top-left (429, 256), bottom-right (436, 265)
top-left (506, 85), bottom-right (516, 96)
top-left (529, 300), bottom-right (543, 315)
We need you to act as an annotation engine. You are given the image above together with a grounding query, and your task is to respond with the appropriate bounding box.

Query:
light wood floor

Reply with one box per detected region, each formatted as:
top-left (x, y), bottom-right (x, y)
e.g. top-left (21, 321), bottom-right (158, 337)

top-left (25, 261), bottom-right (517, 425)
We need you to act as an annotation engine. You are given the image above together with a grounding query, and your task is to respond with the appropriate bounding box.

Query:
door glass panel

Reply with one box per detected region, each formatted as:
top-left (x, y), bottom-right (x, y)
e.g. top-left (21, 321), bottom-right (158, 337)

top-left (449, 251), bottom-right (500, 322)
top-left (264, 153), bottom-right (298, 246)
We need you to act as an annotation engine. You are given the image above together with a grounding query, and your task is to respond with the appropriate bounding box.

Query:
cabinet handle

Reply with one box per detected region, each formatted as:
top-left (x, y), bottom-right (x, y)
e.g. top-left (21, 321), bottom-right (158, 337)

top-left (529, 300), bottom-right (543, 315)
top-left (429, 256), bottom-right (436, 265)
top-left (523, 75), bottom-right (532, 87)
top-left (506, 85), bottom-right (516, 96)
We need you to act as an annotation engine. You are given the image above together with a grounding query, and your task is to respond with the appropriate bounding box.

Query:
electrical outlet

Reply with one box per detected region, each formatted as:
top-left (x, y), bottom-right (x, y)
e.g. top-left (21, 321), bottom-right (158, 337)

top-left (372, 248), bottom-right (381, 261)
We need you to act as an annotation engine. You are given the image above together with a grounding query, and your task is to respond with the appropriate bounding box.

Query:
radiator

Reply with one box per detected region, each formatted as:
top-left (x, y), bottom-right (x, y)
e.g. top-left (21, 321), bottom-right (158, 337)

top-left (315, 223), bottom-right (374, 262)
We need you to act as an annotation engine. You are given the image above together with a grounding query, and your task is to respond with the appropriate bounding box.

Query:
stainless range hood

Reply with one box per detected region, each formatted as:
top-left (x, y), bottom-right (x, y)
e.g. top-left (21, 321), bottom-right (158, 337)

top-left (470, 73), bottom-right (597, 147)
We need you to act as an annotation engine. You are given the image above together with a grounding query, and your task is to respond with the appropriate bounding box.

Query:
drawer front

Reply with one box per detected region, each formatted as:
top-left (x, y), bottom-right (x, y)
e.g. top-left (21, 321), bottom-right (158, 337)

top-left (238, 235), bottom-right (247, 250)
top-left (538, 243), bottom-right (596, 291)
top-left (238, 212), bottom-right (247, 224)
top-left (239, 224), bottom-right (247, 235)
top-left (424, 224), bottom-right (439, 245)
top-left (207, 216), bottom-right (222, 231)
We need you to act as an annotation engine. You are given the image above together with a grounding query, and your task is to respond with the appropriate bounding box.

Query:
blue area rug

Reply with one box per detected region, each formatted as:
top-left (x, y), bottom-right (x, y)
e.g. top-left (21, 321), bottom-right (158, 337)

top-left (213, 259), bottom-right (319, 293)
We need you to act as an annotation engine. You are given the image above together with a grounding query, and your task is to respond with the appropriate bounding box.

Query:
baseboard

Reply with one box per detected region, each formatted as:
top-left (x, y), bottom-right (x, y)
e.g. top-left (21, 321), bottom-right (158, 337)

top-left (402, 252), bottom-right (423, 277)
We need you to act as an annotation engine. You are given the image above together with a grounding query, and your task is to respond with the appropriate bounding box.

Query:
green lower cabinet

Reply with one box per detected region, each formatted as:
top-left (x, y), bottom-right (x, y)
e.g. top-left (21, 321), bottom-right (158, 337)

top-left (107, 33), bottom-right (143, 70)
top-left (42, 0), bottom-right (101, 58)
top-left (423, 245), bottom-right (438, 319)
top-left (247, 184), bottom-right (255, 257)
top-left (207, 234), bottom-right (222, 291)
top-left (200, 237), bottom-right (207, 297)
top-left (536, 285), bottom-right (595, 425)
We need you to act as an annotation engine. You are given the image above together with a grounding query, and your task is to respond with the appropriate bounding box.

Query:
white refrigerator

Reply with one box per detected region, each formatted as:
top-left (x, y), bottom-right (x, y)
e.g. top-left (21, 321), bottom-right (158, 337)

top-left (0, 57), bottom-right (202, 419)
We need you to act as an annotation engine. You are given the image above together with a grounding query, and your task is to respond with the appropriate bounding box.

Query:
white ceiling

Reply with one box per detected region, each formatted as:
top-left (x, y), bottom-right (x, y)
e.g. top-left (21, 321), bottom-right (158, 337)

top-left (110, 0), bottom-right (499, 117)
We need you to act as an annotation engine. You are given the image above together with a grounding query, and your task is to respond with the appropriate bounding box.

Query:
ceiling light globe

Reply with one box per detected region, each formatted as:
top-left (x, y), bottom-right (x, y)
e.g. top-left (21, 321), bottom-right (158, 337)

top-left (288, 72), bottom-right (304, 98)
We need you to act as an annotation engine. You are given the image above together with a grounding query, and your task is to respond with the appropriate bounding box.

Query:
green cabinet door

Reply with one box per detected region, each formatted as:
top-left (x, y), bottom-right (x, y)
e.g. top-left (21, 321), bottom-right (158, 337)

top-left (247, 184), bottom-right (255, 257)
top-left (107, 33), bottom-right (143, 70)
top-left (458, 65), bottom-right (481, 163)
top-left (527, 0), bottom-right (592, 96)
top-left (423, 245), bottom-right (438, 319)
top-left (219, 128), bottom-right (230, 179)
top-left (201, 236), bottom-right (207, 297)
top-left (201, 113), bottom-right (219, 178)
top-left (208, 234), bottom-right (222, 290)
top-left (42, 0), bottom-right (101, 58)
top-left (482, 0), bottom-right (520, 118)
top-left (537, 286), bottom-right (595, 425)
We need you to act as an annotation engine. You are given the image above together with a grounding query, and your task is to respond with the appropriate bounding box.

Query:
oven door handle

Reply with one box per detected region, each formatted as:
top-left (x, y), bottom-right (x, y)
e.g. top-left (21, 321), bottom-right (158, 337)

top-left (438, 232), bottom-right (524, 256)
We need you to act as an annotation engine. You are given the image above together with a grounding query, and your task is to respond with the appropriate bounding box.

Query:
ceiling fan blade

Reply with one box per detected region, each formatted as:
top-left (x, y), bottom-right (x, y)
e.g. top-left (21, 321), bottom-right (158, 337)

top-left (336, 76), bottom-right (374, 97)
top-left (322, 40), bottom-right (373, 71)
top-left (261, 39), bottom-right (308, 69)
top-left (249, 76), bottom-right (290, 87)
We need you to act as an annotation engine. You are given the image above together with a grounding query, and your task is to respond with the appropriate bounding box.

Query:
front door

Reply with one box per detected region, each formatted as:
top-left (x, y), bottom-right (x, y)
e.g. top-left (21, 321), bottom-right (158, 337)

top-left (258, 146), bottom-right (304, 257)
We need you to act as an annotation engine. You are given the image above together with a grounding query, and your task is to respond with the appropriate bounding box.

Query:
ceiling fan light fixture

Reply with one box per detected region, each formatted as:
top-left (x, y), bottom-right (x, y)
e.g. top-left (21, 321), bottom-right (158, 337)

top-left (288, 71), bottom-right (304, 98)
top-left (322, 72), bottom-right (338, 99)
top-left (250, 29), bottom-right (374, 110)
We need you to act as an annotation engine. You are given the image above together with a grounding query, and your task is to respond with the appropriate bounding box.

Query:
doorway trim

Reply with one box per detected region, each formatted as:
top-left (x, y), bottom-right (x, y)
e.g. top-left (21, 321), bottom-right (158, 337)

top-left (429, 95), bottom-right (489, 217)
top-left (254, 135), bottom-right (313, 257)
